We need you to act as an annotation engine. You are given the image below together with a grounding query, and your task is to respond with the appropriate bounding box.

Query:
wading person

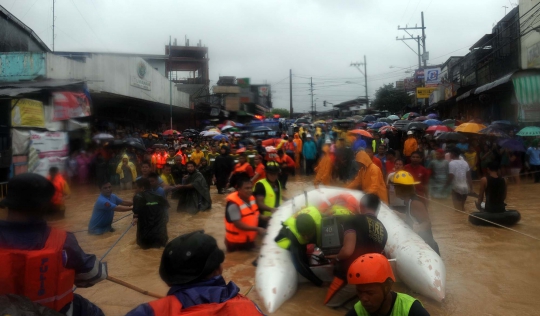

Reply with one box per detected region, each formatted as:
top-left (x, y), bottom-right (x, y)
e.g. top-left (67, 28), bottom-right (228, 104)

top-left (446, 147), bottom-right (473, 212)
top-left (404, 151), bottom-right (430, 198)
top-left (125, 231), bottom-right (264, 315)
top-left (346, 151), bottom-right (388, 204)
top-left (276, 149), bottom-right (296, 190)
top-left (46, 166), bottom-right (70, 219)
top-left (177, 161), bottom-right (212, 214)
top-left (428, 149), bottom-right (449, 199)
top-left (88, 180), bottom-right (133, 235)
top-left (213, 146), bottom-right (235, 194)
top-left (251, 155), bottom-right (266, 183)
top-left (116, 154), bottom-right (137, 190)
top-left (314, 142), bottom-right (333, 187)
top-left (392, 171), bottom-right (440, 255)
top-left (476, 162), bottom-right (507, 213)
top-left (0, 173), bottom-right (108, 316)
top-left (253, 161), bottom-right (282, 218)
top-left (225, 175), bottom-right (266, 252)
top-left (132, 178), bottom-right (169, 249)
top-left (345, 253), bottom-right (430, 316)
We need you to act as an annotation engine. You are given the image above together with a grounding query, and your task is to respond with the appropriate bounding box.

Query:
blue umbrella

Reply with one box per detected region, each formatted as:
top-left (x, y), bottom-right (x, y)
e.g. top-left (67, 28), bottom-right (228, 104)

top-left (424, 119), bottom-right (442, 126)
top-left (370, 122), bottom-right (389, 129)
top-left (213, 135), bottom-right (229, 141)
top-left (498, 138), bottom-right (525, 152)
top-left (427, 113), bottom-right (438, 119)
top-left (235, 123), bottom-right (245, 127)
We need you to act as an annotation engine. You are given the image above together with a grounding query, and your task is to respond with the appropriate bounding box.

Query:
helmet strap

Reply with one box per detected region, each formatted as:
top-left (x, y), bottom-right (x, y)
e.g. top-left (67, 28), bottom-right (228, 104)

top-left (372, 283), bottom-right (392, 315)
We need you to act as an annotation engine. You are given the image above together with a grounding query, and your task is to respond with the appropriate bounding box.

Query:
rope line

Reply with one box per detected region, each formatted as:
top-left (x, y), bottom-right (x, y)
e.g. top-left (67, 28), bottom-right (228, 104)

top-left (470, 170), bottom-right (540, 182)
top-left (416, 195), bottom-right (540, 241)
top-left (70, 212), bottom-right (133, 234)
top-left (99, 223), bottom-right (133, 262)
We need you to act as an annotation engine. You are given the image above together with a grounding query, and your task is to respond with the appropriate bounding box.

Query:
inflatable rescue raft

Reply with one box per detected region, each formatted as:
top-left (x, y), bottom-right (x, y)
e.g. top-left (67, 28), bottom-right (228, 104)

top-left (255, 187), bottom-right (446, 313)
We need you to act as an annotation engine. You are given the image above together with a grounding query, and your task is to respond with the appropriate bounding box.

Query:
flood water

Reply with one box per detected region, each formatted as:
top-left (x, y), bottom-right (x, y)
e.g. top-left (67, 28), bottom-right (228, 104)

top-left (19, 175), bottom-right (540, 315)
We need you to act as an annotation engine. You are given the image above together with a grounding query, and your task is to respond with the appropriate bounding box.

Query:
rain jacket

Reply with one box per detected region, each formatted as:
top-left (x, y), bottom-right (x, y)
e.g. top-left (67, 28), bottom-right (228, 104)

top-left (116, 155), bottom-right (137, 180)
top-left (132, 191), bottom-right (169, 249)
top-left (293, 133), bottom-right (303, 168)
top-left (314, 145), bottom-right (333, 186)
top-left (403, 137), bottom-right (418, 157)
top-left (303, 139), bottom-right (318, 160)
top-left (346, 151), bottom-right (388, 204)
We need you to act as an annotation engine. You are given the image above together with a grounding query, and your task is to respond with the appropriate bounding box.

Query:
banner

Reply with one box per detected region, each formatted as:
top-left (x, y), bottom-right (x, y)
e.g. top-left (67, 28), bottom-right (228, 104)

top-left (425, 68), bottom-right (442, 86)
top-left (415, 69), bottom-right (424, 81)
top-left (416, 87), bottom-right (437, 98)
top-left (52, 91), bottom-right (91, 121)
top-left (11, 99), bottom-right (45, 127)
top-left (29, 131), bottom-right (69, 158)
top-left (32, 156), bottom-right (68, 177)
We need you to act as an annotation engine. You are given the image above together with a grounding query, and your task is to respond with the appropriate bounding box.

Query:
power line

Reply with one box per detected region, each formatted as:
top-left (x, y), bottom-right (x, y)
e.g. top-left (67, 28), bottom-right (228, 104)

top-left (70, 0), bottom-right (110, 51)
top-left (21, 0), bottom-right (39, 19)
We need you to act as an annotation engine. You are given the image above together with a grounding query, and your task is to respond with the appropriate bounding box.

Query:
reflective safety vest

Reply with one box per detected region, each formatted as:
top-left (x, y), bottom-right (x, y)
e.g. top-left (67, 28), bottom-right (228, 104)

top-left (225, 192), bottom-right (260, 243)
top-left (231, 154), bottom-right (239, 164)
top-left (372, 139), bottom-right (385, 153)
top-left (277, 206), bottom-right (322, 249)
top-left (234, 162), bottom-right (251, 174)
top-left (148, 293), bottom-right (263, 315)
top-left (207, 152), bottom-right (219, 168)
top-left (157, 153), bottom-right (168, 167)
top-left (0, 228), bottom-right (75, 311)
top-left (353, 293), bottom-right (417, 316)
top-left (245, 150), bottom-right (258, 166)
top-left (254, 179), bottom-right (282, 217)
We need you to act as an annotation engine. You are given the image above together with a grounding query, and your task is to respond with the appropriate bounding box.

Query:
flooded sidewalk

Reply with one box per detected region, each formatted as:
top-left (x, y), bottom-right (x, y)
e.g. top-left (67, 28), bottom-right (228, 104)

top-left (41, 176), bottom-right (540, 315)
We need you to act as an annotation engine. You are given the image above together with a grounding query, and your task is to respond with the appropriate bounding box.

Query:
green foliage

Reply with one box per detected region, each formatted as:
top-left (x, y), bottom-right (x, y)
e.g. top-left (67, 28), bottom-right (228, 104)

top-left (371, 84), bottom-right (412, 113)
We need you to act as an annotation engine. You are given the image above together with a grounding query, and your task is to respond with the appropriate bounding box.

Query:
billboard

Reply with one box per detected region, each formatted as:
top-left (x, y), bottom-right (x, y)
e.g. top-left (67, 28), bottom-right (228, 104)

top-left (395, 80), bottom-right (404, 90)
top-left (11, 99), bottom-right (45, 128)
top-left (29, 131), bottom-right (69, 159)
top-left (425, 68), bottom-right (442, 87)
top-left (416, 87), bottom-right (437, 98)
top-left (52, 92), bottom-right (91, 121)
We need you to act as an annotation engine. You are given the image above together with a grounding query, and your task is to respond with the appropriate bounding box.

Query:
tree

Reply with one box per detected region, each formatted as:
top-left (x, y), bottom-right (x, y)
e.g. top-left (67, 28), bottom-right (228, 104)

top-left (265, 108), bottom-right (290, 118)
top-left (371, 83), bottom-right (412, 114)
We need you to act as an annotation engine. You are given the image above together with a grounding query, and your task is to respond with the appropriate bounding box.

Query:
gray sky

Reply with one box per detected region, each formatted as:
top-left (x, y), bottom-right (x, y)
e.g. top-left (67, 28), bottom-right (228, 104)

top-left (2, 0), bottom-right (517, 112)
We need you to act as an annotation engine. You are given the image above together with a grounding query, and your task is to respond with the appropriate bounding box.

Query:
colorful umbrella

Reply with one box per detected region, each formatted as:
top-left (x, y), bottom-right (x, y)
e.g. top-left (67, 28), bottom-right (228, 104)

top-left (427, 113), bottom-right (438, 119)
top-left (498, 139), bottom-right (525, 152)
top-left (377, 118), bottom-right (393, 124)
top-left (314, 120), bottom-right (326, 124)
top-left (436, 132), bottom-right (468, 142)
top-left (516, 126), bottom-right (540, 137)
top-left (162, 129), bottom-right (179, 136)
top-left (478, 126), bottom-right (510, 138)
top-left (363, 115), bottom-right (376, 122)
top-left (413, 116), bottom-right (428, 122)
top-left (379, 126), bottom-right (397, 134)
top-left (402, 112), bottom-right (419, 120)
top-left (387, 115), bottom-right (400, 120)
top-left (407, 122), bottom-right (428, 130)
top-left (424, 119), bottom-right (442, 126)
top-left (213, 135), bottom-right (229, 141)
top-left (92, 133), bottom-right (115, 141)
top-left (454, 123), bottom-right (487, 134)
top-left (370, 122), bottom-right (389, 129)
top-left (141, 133), bottom-right (159, 138)
top-left (441, 119), bottom-right (461, 128)
top-left (348, 129), bottom-right (373, 138)
top-left (393, 120), bottom-right (411, 131)
top-left (201, 131), bottom-right (221, 137)
top-left (426, 125), bottom-right (453, 133)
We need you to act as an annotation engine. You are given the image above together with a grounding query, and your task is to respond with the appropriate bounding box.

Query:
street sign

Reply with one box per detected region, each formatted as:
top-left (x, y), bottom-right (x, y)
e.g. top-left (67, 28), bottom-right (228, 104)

top-left (416, 87), bottom-right (437, 98)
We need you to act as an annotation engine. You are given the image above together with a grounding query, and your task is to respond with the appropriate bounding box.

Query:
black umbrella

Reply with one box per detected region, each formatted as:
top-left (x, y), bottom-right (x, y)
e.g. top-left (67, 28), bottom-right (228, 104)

top-left (407, 122), bottom-right (428, 130)
top-left (183, 129), bottom-right (199, 134)
top-left (363, 115), bottom-right (376, 122)
top-left (393, 120), bottom-right (410, 131)
top-left (478, 126), bottom-right (511, 138)
top-left (152, 143), bottom-right (168, 149)
top-left (104, 139), bottom-right (125, 148)
top-left (377, 118), bottom-right (393, 124)
top-left (435, 132), bottom-right (468, 142)
top-left (125, 139), bottom-right (146, 151)
top-left (252, 126), bottom-right (272, 131)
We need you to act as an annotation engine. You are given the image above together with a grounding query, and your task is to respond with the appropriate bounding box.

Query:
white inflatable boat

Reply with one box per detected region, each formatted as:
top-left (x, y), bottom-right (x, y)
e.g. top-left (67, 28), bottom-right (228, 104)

top-left (255, 187), bottom-right (445, 313)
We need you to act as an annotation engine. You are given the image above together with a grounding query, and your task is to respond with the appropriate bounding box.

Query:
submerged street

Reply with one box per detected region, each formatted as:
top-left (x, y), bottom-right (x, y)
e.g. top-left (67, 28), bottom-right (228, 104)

top-left (36, 176), bottom-right (540, 315)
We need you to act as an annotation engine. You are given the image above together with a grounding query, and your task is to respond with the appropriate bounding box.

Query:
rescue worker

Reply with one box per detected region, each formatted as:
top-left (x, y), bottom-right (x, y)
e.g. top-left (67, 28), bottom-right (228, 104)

top-left (125, 231), bottom-right (264, 316)
top-left (403, 131), bottom-right (418, 163)
top-left (253, 161), bottom-right (282, 217)
top-left (392, 171), bottom-right (440, 255)
top-left (251, 155), bottom-right (266, 184)
top-left (165, 147), bottom-right (177, 166)
top-left (371, 133), bottom-right (385, 153)
top-left (227, 153), bottom-right (254, 189)
top-left (191, 144), bottom-right (205, 166)
top-left (276, 149), bottom-right (296, 190)
top-left (0, 173), bottom-right (108, 315)
top-left (184, 144), bottom-right (193, 161)
top-left (224, 175), bottom-right (266, 252)
top-left (132, 178), bottom-right (169, 249)
top-left (314, 141), bottom-right (333, 187)
top-left (346, 253), bottom-right (430, 316)
top-left (155, 148), bottom-right (169, 174)
top-left (347, 151), bottom-right (389, 204)
top-left (46, 166), bottom-right (70, 219)
top-left (206, 145), bottom-right (219, 169)
top-left (245, 142), bottom-right (259, 167)
top-left (293, 133), bottom-right (303, 170)
top-left (324, 194), bottom-right (388, 307)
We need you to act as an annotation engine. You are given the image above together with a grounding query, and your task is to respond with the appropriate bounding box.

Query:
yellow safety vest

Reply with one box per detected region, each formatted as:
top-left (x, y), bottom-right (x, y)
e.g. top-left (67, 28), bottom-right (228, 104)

top-left (254, 179), bottom-right (282, 216)
top-left (354, 293), bottom-right (418, 316)
top-left (277, 206), bottom-right (322, 249)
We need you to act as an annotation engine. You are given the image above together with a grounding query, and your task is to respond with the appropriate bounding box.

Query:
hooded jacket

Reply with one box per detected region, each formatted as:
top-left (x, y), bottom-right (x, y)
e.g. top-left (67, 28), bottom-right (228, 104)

top-left (116, 154), bottom-right (138, 180)
top-left (346, 151), bottom-right (388, 203)
top-left (293, 133), bottom-right (303, 153)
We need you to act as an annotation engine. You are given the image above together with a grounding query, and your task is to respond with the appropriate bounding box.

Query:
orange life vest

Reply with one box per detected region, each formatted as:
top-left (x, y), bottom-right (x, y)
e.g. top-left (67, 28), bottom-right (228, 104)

top-left (175, 151), bottom-right (187, 165)
top-left (318, 193), bottom-right (361, 215)
top-left (157, 153), bottom-right (168, 167)
top-left (0, 228), bottom-right (75, 311)
top-left (285, 141), bottom-right (296, 152)
top-left (234, 162), bottom-right (252, 174)
top-left (225, 192), bottom-right (259, 243)
top-left (148, 293), bottom-right (263, 315)
top-left (47, 175), bottom-right (66, 206)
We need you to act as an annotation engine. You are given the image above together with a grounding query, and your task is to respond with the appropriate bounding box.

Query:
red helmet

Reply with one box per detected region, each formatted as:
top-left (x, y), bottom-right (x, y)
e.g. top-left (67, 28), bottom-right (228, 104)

top-left (347, 253), bottom-right (395, 285)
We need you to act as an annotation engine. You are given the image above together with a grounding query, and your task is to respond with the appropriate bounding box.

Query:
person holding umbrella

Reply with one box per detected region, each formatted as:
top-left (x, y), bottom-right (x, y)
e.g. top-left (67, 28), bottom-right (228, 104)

top-left (526, 139), bottom-right (540, 183)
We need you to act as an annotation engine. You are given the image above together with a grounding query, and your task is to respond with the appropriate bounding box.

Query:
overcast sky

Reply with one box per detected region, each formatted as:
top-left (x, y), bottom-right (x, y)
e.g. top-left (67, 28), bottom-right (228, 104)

top-left (2, 0), bottom-right (517, 112)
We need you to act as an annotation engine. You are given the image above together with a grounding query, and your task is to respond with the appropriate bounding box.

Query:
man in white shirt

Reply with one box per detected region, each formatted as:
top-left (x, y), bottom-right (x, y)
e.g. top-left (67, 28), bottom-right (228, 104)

top-left (446, 147), bottom-right (473, 212)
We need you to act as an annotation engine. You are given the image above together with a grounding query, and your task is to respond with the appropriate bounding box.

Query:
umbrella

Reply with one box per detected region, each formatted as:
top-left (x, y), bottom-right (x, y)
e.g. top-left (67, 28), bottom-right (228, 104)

top-left (252, 126), bottom-right (272, 131)
top-left (454, 123), bottom-right (486, 134)
top-left (223, 120), bottom-right (236, 127)
top-left (314, 120), bottom-right (326, 124)
top-left (235, 123), bottom-right (244, 127)
top-left (435, 132), bottom-right (468, 142)
top-left (201, 131), bottom-right (221, 137)
top-left (478, 126), bottom-right (511, 138)
top-left (377, 118), bottom-right (393, 124)
top-left (104, 139), bottom-right (125, 148)
top-left (204, 126), bottom-right (215, 130)
top-left (441, 119), bottom-right (461, 128)
top-left (387, 115), bottom-right (400, 121)
top-left (162, 129), bottom-right (179, 136)
top-left (427, 113), bottom-right (438, 119)
top-left (355, 122), bottom-right (368, 128)
top-left (498, 139), bottom-right (526, 152)
top-left (152, 143), bottom-right (168, 149)
top-left (363, 115), bottom-right (376, 122)
top-left (491, 120), bottom-right (513, 126)
top-left (213, 135), bottom-right (229, 141)
top-left (402, 112), bottom-right (419, 120)
top-left (183, 129), bottom-right (198, 134)
top-left (348, 129), bottom-right (373, 138)
top-left (426, 125), bottom-right (453, 133)
top-left (93, 133), bottom-right (115, 141)
top-left (124, 139), bottom-right (146, 151)
top-left (424, 119), bottom-right (442, 126)
top-left (370, 122), bottom-right (389, 129)
top-left (393, 120), bottom-right (411, 131)
top-left (413, 116), bottom-right (428, 122)
top-left (141, 133), bottom-right (159, 138)
top-left (379, 126), bottom-right (397, 134)
top-left (516, 126), bottom-right (540, 136)
top-left (407, 122), bottom-right (428, 130)
top-left (222, 125), bottom-right (234, 131)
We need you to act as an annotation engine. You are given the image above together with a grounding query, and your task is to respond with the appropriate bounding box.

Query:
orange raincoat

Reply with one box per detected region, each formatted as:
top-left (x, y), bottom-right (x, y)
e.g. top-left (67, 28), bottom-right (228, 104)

top-left (346, 151), bottom-right (388, 203)
top-left (314, 144), bottom-right (333, 186)
top-left (293, 133), bottom-right (303, 169)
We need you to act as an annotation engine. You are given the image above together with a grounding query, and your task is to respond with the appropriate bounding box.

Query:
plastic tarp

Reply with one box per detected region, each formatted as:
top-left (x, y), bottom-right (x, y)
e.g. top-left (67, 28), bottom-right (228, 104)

top-left (12, 129), bottom-right (30, 155)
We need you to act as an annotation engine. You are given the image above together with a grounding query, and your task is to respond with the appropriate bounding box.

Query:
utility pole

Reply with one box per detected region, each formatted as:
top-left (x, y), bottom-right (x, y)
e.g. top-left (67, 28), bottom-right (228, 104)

top-left (310, 77), bottom-right (314, 116)
top-left (396, 11), bottom-right (427, 68)
top-left (52, 0), bottom-right (55, 51)
top-left (169, 36), bottom-right (172, 130)
top-left (350, 55), bottom-right (369, 108)
top-left (289, 69), bottom-right (293, 118)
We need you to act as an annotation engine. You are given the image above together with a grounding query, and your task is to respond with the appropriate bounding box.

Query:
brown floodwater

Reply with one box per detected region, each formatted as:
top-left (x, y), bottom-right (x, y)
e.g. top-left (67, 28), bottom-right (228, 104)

top-left (20, 175), bottom-right (540, 315)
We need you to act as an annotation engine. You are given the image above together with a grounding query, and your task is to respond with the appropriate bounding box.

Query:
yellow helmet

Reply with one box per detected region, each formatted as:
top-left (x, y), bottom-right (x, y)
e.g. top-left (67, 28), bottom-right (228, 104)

top-left (392, 171), bottom-right (420, 185)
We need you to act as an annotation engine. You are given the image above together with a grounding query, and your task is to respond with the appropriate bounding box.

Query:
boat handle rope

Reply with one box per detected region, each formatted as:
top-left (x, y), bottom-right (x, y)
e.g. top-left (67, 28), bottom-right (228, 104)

top-left (71, 212), bottom-right (133, 234)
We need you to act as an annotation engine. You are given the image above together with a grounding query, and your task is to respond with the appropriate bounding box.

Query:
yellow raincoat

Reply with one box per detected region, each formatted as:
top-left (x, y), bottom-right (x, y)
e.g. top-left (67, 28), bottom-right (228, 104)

top-left (346, 151), bottom-right (388, 203)
top-left (293, 133), bottom-right (303, 169)
top-left (116, 154), bottom-right (137, 180)
top-left (314, 144), bottom-right (332, 186)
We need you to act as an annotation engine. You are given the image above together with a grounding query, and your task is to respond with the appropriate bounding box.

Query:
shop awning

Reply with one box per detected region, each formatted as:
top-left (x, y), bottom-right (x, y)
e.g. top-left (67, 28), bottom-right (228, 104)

top-left (0, 79), bottom-right (85, 97)
top-left (474, 71), bottom-right (515, 95)
top-left (513, 74), bottom-right (540, 105)
top-left (456, 89), bottom-right (474, 101)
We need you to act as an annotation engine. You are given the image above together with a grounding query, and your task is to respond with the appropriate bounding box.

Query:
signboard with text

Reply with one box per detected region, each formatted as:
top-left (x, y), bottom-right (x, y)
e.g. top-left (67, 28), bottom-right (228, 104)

top-left (29, 131), bottom-right (69, 159)
top-left (416, 87), bottom-right (437, 98)
top-left (425, 68), bottom-right (442, 87)
top-left (130, 60), bottom-right (152, 91)
top-left (52, 92), bottom-right (91, 121)
top-left (11, 99), bottom-right (45, 128)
